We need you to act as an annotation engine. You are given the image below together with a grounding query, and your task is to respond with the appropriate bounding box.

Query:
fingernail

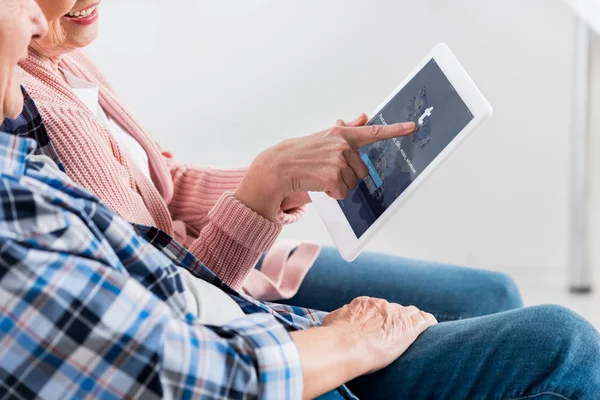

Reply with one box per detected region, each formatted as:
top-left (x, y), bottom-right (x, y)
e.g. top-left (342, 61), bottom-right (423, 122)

top-left (352, 114), bottom-right (364, 123)
top-left (403, 122), bottom-right (416, 132)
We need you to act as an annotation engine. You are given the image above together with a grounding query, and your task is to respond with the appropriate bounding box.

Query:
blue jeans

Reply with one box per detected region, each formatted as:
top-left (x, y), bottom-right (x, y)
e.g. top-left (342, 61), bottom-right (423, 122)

top-left (271, 248), bottom-right (600, 399)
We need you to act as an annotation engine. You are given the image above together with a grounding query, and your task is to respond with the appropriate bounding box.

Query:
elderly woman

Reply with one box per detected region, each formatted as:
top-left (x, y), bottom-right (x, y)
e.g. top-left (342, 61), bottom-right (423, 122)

top-left (17, 0), bottom-right (526, 322)
top-left (21, 0), bottom-right (522, 320)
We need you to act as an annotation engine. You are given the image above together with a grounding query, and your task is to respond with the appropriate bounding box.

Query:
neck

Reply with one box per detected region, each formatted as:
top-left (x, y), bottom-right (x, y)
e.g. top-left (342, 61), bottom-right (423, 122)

top-left (28, 45), bottom-right (63, 73)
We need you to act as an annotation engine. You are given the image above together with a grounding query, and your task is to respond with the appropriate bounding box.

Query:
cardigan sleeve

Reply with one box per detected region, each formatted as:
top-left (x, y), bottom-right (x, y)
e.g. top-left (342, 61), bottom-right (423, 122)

top-left (165, 157), bottom-right (306, 227)
top-left (166, 159), bottom-right (307, 289)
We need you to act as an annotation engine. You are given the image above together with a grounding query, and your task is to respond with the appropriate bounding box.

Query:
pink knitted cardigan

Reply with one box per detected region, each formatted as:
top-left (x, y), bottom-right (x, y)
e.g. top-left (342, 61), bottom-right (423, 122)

top-left (19, 49), bottom-right (320, 300)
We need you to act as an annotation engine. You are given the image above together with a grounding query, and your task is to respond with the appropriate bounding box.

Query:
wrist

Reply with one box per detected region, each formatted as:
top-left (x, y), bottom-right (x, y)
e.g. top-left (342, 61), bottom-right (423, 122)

top-left (326, 323), bottom-right (372, 378)
top-left (235, 154), bottom-right (286, 221)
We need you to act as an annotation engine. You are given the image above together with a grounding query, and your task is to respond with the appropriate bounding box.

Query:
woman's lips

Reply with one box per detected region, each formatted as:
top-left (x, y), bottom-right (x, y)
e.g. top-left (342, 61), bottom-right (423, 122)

top-left (63, 3), bottom-right (100, 26)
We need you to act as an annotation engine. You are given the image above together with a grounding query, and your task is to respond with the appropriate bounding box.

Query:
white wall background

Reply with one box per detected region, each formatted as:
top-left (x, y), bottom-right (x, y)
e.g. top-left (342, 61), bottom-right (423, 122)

top-left (87, 0), bottom-right (594, 277)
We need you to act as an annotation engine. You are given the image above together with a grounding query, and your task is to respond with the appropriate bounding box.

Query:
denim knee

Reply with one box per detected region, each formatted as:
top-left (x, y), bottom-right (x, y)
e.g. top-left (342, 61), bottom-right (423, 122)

top-left (531, 304), bottom-right (600, 348)
top-left (522, 305), bottom-right (600, 394)
top-left (480, 272), bottom-right (523, 312)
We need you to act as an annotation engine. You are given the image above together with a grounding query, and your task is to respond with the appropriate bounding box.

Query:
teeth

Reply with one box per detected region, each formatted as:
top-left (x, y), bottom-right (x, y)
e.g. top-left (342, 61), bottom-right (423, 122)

top-left (67, 7), bottom-right (96, 18)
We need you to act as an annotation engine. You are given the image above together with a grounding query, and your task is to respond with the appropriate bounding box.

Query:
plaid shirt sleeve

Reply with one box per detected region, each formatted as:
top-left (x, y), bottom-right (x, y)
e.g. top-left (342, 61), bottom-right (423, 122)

top-left (0, 134), bottom-right (304, 400)
top-left (0, 240), bottom-right (302, 399)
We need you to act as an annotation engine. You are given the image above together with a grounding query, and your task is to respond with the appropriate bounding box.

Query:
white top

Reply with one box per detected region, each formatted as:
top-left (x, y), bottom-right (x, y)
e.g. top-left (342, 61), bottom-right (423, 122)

top-left (62, 69), bottom-right (245, 325)
top-left (60, 69), bottom-right (153, 182)
top-left (179, 268), bottom-right (246, 325)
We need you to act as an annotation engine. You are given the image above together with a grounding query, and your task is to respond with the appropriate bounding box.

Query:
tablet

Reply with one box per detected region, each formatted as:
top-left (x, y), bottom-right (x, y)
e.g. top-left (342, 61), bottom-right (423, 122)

top-left (309, 43), bottom-right (493, 262)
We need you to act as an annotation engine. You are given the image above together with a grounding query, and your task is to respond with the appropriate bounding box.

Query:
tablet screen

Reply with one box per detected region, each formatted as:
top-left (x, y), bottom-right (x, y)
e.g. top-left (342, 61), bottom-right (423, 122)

top-left (338, 58), bottom-right (474, 238)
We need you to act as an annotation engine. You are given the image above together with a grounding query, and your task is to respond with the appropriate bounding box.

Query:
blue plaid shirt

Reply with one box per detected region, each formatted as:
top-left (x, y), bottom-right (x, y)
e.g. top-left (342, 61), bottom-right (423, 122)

top-left (0, 87), bottom-right (64, 172)
top-left (0, 93), bottom-right (357, 399)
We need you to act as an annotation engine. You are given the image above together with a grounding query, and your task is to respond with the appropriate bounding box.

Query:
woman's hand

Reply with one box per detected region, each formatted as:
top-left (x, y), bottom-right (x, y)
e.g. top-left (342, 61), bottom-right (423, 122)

top-left (323, 297), bottom-right (437, 374)
top-left (280, 191), bottom-right (312, 211)
top-left (235, 115), bottom-right (416, 220)
top-left (278, 115), bottom-right (372, 212)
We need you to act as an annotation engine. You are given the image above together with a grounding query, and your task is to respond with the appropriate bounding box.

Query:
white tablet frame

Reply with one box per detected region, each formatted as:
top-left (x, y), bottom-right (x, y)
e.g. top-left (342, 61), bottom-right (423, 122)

top-left (309, 43), bottom-right (493, 262)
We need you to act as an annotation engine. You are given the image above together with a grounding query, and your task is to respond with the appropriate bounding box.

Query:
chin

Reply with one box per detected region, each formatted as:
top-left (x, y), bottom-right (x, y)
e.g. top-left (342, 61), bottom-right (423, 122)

top-left (71, 26), bottom-right (99, 48)
top-left (2, 79), bottom-right (24, 120)
top-left (3, 100), bottom-right (24, 120)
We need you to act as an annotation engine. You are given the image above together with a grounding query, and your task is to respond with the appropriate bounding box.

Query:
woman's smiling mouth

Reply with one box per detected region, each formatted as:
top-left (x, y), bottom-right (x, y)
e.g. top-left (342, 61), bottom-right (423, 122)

top-left (63, 2), bottom-right (100, 25)
top-left (65, 6), bottom-right (97, 18)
